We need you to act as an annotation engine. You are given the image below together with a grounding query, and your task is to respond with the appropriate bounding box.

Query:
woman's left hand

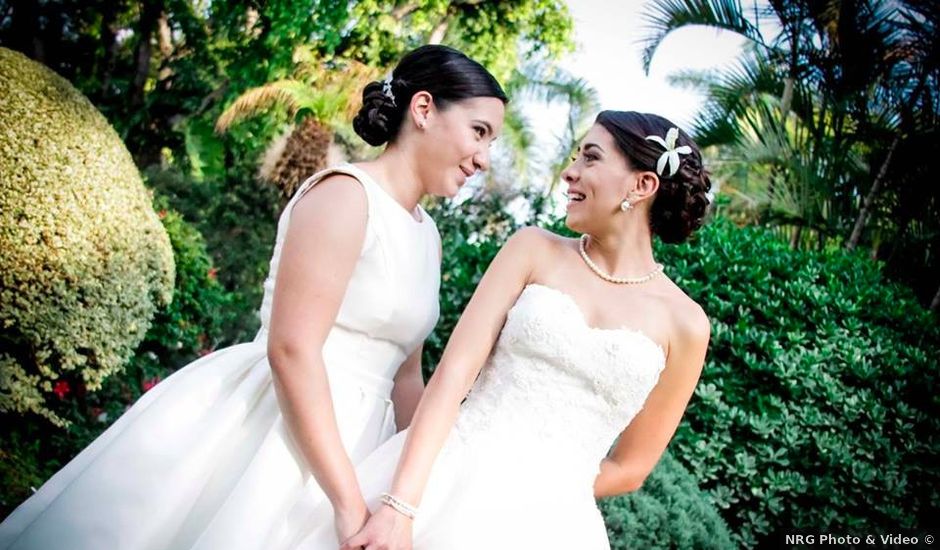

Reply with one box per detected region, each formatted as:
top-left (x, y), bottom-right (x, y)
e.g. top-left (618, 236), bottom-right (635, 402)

top-left (338, 505), bottom-right (413, 550)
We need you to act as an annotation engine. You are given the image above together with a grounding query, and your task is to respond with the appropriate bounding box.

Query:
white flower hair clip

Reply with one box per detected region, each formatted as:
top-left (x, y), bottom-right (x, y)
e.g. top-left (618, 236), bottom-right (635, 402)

top-left (645, 127), bottom-right (692, 177)
top-left (382, 75), bottom-right (396, 106)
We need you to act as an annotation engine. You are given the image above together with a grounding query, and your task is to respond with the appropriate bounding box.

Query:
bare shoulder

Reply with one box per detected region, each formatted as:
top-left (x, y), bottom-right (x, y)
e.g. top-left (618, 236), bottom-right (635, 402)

top-left (502, 226), bottom-right (569, 270)
top-left (507, 225), bottom-right (558, 244)
top-left (662, 282), bottom-right (711, 349)
top-left (506, 226), bottom-right (570, 253)
top-left (291, 173), bottom-right (367, 221)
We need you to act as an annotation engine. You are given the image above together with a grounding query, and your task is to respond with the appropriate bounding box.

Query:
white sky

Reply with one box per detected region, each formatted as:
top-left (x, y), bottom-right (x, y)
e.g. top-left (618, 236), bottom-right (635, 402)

top-left (499, 0), bottom-right (747, 195)
top-left (561, 0), bottom-right (746, 125)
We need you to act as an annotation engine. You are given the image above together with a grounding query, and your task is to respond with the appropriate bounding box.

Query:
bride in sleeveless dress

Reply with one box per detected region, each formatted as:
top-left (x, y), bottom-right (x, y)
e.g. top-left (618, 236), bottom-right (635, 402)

top-left (298, 110), bottom-right (713, 549)
top-left (0, 45), bottom-right (506, 550)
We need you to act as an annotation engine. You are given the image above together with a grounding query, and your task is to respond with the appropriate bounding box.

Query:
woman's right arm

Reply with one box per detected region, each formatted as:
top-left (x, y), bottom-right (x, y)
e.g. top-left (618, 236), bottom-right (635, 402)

top-left (340, 227), bottom-right (548, 550)
top-left (265, 175), bottom-right (369, 524)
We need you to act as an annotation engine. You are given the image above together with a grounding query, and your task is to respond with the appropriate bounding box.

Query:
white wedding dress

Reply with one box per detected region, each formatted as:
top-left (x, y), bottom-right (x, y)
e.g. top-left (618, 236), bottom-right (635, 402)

top-left (0, 164), bottom-right (441, 550)
top-left (295, 283), bottom-right (667, 549)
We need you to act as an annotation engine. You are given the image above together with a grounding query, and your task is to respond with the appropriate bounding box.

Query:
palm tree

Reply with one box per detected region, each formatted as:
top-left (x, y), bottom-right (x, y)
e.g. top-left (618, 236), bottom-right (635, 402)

top-left (641, 1), bottom-right (925, 248)
top-left (500, 60), bottom-right (600, 193)
top-left (645, 0), bottom-right (940, 307)
top-left (846, 0), bottom-right (939, 249)
top-left (678, 57), bottom-right (856, 241)
top-left (216, 47), bottom-right (379, 197)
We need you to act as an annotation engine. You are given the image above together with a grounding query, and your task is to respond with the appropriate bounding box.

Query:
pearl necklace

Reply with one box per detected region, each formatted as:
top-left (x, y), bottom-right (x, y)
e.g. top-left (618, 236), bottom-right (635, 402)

top-left (578, 234), bottom-right (664, 285)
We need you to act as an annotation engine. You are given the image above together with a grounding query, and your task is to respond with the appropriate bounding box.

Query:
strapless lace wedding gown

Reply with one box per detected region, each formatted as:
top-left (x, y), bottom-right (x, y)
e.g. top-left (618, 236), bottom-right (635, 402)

top-left (0, 164), bottom-right (441, 550)
top-left (296, 283), bottom-right (666, 549)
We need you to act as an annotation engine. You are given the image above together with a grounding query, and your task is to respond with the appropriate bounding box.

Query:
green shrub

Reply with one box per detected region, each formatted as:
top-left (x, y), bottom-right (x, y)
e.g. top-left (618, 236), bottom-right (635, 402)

top-left (0, 197), bottom-right (234, 516)
top-left (0, 47), bottom-right (174, 426)
top-left (422, 193), bottom-right (520, 378)
top-left (139, 195), bottom-right (237, 365)
top-left (600, 451), bottom-right (735, 549)
top-left (655, 219), bottom-right (939, 547)
top-left (144, 163), bottom-right (282, 343)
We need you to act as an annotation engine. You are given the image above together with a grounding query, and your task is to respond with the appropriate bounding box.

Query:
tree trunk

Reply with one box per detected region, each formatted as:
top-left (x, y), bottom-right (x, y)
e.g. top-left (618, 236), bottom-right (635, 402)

top-left (7, 0), bottom-right (44, 62)
top-left (428, 20), bottom-right (449, 44)
top-left (130, 0), bottom-right (164, 108)
top-left (156, 10), bottom-right (174, 82)
top-left (931, 282), bottom-right (940, 312)
top-left (847, 136), bottom-right (899, 250)
top-left (97, 6), bottom-right (119, 98)
top-left (781, 77), bottom-right (794, 116)
top-left (262, 118), bottom-right (332, 198)
top-left (789, 223), bottom-right (803, 249)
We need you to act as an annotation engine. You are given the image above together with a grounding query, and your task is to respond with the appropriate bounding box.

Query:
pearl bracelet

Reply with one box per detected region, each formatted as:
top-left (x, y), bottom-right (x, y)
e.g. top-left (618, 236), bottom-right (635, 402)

top-left (379, 492), bottom-right (418, 519)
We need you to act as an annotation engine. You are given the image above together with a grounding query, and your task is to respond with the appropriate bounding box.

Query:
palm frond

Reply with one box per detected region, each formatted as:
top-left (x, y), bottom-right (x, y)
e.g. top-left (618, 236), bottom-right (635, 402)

top-left (498, 60), bottom-right (600, 192)
top-left (215, 80), bottom-right (323, 133)
top-left (673, 48), bottom-right (785, 147)
top-left (639, 0), bottom-right (765, 73)
top-left (216, 52), bottom-right (379, 135)
top-left (500, 103), bottom-right (536, 176)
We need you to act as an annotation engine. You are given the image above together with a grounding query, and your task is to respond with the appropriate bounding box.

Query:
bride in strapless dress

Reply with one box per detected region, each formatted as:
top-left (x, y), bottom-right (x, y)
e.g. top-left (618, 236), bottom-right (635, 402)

top-left (303, 110), bottom-right (714, 549)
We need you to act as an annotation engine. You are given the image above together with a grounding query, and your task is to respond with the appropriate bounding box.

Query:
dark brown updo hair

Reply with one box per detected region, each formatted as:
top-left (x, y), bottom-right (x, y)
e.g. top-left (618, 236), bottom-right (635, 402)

top-left (596, 111), bottom-right (712, 243)
top-left (353, 45), bottom-right (508, 146)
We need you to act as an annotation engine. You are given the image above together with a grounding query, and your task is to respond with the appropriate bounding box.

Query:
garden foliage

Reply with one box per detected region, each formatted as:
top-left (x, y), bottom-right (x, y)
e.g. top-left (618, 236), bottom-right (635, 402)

top-left (656, 219), bottom-right (939, 547)
top-left (0, 48), bottom-right (174, 426)
top-left (0, 194), bottom-right (233, 516)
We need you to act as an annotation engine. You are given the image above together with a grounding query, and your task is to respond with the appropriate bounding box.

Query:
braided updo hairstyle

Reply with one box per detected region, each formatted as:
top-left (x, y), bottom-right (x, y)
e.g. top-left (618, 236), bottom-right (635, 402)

top-left (596, 111), bottom-right (712, 244)
top-left (352, 45), bottom-right (508, 146)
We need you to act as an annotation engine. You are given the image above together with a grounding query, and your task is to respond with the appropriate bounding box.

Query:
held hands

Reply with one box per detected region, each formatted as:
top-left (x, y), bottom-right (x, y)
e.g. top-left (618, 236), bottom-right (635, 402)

top-left (334, 500), bottom-right (371, 546)
top-left (338, 504), bottom-right (413, 550)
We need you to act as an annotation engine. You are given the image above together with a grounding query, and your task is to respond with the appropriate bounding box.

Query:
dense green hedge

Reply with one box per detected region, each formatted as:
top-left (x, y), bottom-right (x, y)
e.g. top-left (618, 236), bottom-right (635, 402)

top-left (0, 197), bottom-right (233, 517)
top-left (143, 162), bottom-right (283, 344)
top-left (600, 451), bottom-right (734, 549)
top-left (422, 194), bottom-right (520, 378)
top-left (654, 219), bottom-right (939, 548)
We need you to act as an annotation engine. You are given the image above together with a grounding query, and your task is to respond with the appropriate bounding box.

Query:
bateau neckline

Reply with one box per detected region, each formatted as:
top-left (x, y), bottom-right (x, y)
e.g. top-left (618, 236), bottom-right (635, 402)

top-left (342, 163), bottom-right (426, 225)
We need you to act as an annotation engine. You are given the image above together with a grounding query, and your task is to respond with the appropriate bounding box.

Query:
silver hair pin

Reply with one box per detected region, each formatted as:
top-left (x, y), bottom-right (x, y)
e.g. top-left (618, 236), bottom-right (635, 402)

top-left (382, 76), bottom-right (396, 106)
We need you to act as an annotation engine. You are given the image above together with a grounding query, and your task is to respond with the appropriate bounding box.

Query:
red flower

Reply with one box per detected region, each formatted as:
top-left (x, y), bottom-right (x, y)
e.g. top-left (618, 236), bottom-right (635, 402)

top-left (53, 380), bottom-right (70, 399)
top-left (207, 267), bottom-right (218, 281)
top-left (142, 376), bottom-right (161, 392)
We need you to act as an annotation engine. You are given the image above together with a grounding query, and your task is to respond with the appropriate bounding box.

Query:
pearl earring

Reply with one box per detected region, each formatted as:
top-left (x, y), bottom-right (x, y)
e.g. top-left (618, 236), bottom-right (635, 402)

top-left (620, 199), bottom-right (633, 211)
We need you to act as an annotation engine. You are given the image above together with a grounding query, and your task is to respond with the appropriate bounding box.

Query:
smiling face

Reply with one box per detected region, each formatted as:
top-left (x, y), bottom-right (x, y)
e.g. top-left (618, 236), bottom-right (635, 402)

top-left (414, 96), bottom-right (505, 198)
top-left (561, 123), bottom-right (638, 233)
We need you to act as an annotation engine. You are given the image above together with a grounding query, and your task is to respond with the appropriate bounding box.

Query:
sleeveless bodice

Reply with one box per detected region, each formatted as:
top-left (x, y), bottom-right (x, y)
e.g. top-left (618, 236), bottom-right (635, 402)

top-left (452, 284), bottom-right (666, 492)
top-left (0, 164), bottom-right (443, 550)
top-left (256, 164), bottom-right (441, 382)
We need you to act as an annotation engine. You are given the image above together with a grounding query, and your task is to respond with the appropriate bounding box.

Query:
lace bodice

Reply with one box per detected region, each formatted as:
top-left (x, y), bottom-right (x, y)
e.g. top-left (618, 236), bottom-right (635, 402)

top-left (451, 284), bottom-right (666, 490)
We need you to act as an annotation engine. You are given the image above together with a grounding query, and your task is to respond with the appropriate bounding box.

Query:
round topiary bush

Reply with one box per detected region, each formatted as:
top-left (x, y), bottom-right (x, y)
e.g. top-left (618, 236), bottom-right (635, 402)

top-left (0, 193), bottom-right (235, 517)
top-left (0, 47), bottom-right (174, 427)
top-left (600, 451), bottom-right (735, 549)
